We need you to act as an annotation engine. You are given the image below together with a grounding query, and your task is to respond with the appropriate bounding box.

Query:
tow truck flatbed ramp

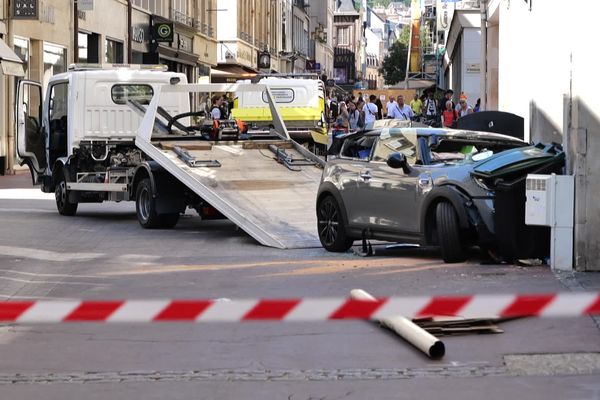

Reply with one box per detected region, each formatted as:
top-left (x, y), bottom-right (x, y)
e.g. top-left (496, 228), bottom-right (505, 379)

top-left (136, 83), bottom-right (324, 249)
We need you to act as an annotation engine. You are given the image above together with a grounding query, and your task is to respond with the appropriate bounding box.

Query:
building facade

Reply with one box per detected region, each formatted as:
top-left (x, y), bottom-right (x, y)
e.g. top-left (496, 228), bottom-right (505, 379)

top-left (214, 0), bottom-right (283, 82)
top-left (333, 0), bottom-right (361, 90)
top-left (308, 0), bottom-right (335, 80)
top-left (0, 0), bottom-right (218, 174)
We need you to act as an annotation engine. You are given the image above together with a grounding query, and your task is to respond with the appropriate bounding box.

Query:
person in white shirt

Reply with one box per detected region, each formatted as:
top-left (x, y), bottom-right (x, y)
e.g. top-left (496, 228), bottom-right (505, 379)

top-left (385, 96), bottom-right (399, 119)
top-left (395, 95), bottom-right (414, 120)
top-left (363, 94), bottom-right (379, 125)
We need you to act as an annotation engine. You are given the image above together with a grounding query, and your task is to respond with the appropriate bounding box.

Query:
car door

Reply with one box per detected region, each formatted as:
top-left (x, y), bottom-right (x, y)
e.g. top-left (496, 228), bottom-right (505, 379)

top-left (16, 80), bottom-right (46, 185)
top-left (359, 128), bottom-right (421, 233)
top-left (335, 135), bottom-right (373, 227)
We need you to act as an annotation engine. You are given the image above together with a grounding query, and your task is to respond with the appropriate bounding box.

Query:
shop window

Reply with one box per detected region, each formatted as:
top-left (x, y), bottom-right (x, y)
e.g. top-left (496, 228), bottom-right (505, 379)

top-left (43, 43), bottom-right (67, 89)
top-left (79, 33), bottom-right (100, 63)
top-left (105, 39), bottom-right (123, 63)
top-left (111, 84), bottom-right (154, 105)
top-left (13, 36), bottom-right (29, 78)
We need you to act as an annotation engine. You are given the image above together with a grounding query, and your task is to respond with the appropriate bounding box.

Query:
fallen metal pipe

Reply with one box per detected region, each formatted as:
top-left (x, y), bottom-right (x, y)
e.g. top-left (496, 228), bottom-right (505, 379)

top-left (350, 289), bottom-right (445, 359)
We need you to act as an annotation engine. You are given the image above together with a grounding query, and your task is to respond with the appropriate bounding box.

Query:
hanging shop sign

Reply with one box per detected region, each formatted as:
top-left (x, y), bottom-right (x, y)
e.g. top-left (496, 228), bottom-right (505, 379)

top-left (258, 51), bottom-right (271, 70)
top-left (152, 22), bottom-right (174, 43)
top-left (12, 0), bottom-right (38, 19)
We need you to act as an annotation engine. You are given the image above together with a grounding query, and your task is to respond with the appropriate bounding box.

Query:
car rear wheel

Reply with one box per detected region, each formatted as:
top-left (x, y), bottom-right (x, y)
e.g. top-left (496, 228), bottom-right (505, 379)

top-left (136, 178), bottom-right (179, 229)
top-left (436, 202), bottom-right (466, 263)
top-left (317, 195), bottom-right (353, 252)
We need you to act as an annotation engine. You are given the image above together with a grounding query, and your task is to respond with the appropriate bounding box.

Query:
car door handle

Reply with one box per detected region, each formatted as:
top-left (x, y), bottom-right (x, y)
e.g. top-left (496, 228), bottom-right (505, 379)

top-left (360, 171), bottom-right (372, 180)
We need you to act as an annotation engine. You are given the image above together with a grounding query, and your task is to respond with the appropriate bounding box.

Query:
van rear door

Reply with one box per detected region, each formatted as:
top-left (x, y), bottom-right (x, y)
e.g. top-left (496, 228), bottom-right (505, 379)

top-left (16, 80), bottom-right (46, 185)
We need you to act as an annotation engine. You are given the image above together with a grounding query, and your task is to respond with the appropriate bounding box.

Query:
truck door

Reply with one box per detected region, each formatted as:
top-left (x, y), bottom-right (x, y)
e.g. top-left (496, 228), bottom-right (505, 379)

top-left (16, 80), bottom-right (46, 185)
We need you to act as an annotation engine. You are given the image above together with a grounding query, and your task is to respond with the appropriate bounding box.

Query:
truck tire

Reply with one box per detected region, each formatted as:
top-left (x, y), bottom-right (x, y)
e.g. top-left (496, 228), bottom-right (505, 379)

top-left (136, 178), bottom-right (180, 229)
top-left (136, 178), bottom-right (161, 228)
top-left (317, 195), bottom-right (354, 252)
top-left (436, 201), bottom-right (466, 263)
top-left (160, 213), bottom-right (180, 229)
top-left (55, 171), bottom-right (78, 216)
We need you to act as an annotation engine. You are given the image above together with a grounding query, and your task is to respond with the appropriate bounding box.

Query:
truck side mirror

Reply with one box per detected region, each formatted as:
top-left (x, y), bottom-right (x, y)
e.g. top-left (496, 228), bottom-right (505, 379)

top-left (387, 152), bottom-right (411, 174)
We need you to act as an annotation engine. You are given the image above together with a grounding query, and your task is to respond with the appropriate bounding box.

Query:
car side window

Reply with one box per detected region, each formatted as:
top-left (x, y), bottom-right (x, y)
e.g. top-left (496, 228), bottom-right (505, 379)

top-left (372, 129), bottom-right (418, 164)
top-left (340, 136), bottom-right (376, 160)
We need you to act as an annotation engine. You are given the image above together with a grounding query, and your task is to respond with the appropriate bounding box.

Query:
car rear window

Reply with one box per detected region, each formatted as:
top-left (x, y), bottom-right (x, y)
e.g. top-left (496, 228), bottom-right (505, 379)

top-left (111, 84), bottom-right (154, 105)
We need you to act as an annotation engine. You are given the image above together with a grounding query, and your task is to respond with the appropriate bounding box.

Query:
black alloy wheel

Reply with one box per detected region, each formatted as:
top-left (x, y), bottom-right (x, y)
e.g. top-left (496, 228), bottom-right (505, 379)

top-left (317, 195), bottom-right (353, 252)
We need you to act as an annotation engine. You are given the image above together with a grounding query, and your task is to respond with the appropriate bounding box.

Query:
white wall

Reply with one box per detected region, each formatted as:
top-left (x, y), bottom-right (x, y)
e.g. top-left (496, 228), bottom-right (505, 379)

top-left (490, 0), bottom-right (600, 270)
top-left (496, 1), bottom-right (570, 142)
top-left (216, 0), bottom-right (237, 41)
top-left (461, 28), bottom-right (480, 108)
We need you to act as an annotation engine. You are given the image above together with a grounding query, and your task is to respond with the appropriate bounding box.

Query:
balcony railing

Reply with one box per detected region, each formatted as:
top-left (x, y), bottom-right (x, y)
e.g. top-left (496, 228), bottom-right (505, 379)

top-left (171, 8), bottom-right (193, 27)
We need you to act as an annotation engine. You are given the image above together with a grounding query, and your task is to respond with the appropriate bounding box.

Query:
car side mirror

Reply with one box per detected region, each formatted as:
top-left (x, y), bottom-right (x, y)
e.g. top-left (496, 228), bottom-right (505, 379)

top-left (387, 152), bottom-right (411, 174)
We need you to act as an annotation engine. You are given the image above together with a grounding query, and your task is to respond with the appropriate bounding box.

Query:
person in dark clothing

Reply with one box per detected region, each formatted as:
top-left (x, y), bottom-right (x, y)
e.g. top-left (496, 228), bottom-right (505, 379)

top-left (439, 89), bottom-right (455, 116)
top-left (374, 98), bottom-right (384, 120)
top-left (330, 97), bottom-right (339, 121)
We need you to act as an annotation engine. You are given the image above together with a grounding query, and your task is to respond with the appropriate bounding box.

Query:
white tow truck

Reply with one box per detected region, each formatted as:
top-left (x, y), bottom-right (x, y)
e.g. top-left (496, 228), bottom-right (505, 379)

top-left (17, 64), bottom-right (324, 249)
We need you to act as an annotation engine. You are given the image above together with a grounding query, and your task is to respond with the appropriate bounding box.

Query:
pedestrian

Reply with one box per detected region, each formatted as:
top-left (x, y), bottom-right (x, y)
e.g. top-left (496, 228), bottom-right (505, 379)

top-left (336, 101), bottom-right (350, 129)
top-left (348, 101), bottom-right (361, 130)
top-left (410, 93), bottom-right (423, 117)
top-left (457, 92), bottom-right (473, 117)
top-left (439, 89), bottom-right (455, 116)
top-left (423, 91), bottom-right (438, 121)
top-left (385, 95), bottom-right (397, 119)
top-left (396, 95), bottom-right (414, 121)
top-left (330, 96), bottom-right (339, 122)
top-left (221, 94), bottom-right (231, 119)
top-left (356, 99), bottom-right (366, 128)
top-left (357, 92), bottom-right (364, 103)
top-left (474, 98), bottom-right (481, 112)
top-left (363, 95), bottom-right (379, 125)
top-left (210, 95), bottom-right (223, 120)
top-left (441, 100), bottom-right (458, 127)
top-left (374, 97), bottom-right (384, 120)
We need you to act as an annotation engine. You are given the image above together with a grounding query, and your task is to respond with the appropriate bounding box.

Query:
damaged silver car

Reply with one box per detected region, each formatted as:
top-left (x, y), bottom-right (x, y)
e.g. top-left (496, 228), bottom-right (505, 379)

top-left (316, 127), bottom-right (564, 263)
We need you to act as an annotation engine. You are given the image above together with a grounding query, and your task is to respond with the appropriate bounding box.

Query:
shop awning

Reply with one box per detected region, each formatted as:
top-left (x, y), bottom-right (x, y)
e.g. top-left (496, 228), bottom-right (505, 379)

top-left (0, 38), bottom-right (25, 77)
top-left (211, 64), bottom-right (258, 83)
top-left (157, 45), bottom-right (199, 67)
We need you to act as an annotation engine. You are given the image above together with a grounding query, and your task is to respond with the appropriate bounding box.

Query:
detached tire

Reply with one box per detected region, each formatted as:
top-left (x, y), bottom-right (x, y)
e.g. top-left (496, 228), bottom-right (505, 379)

top-left (55, 171), bottom-right (78, 216)
top-left (317, 195), bottom-right (353, 252)
top-left (436, 202), bottom-right (466, 263)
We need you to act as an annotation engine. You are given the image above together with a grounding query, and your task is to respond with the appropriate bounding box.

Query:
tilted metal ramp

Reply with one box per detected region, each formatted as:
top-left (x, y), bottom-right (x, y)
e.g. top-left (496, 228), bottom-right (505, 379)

top-left (135, 83), bottom-right (323, 249)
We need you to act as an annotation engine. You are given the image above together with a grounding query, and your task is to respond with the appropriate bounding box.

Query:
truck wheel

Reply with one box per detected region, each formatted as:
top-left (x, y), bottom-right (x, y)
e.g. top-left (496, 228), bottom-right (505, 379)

top-left (436, 202), bottom-right (466, 263)
top-left (317, 195), bottom-right (353, 252)
top-left (55, 172), bottom-right (78, 216)
top-left (160, 213), bottom-right (180, 229)
top-left (136, 178), bottom-right (162, 228)
top-left (136, 178), bottom-right (180, 229)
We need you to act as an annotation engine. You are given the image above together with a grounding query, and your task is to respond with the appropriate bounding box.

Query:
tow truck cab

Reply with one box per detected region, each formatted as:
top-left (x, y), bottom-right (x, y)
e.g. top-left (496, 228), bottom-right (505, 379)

top-left (15, 64), bottom-right (188, 192)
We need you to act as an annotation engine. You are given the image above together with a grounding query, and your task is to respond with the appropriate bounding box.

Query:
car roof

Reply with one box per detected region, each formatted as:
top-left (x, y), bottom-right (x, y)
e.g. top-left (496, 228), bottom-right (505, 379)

top-left (361, 126), bottom-right (527, 144)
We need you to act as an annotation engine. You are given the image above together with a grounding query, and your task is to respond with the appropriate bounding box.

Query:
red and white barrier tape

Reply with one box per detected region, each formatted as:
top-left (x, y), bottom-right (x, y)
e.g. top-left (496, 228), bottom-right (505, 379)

top-left (0, 293), bottom-right (599, 323)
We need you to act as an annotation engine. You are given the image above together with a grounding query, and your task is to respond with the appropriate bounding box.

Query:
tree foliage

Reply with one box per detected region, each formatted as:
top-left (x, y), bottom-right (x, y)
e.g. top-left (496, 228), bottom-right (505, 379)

top-left (380, 25), bottom-right (410, 85)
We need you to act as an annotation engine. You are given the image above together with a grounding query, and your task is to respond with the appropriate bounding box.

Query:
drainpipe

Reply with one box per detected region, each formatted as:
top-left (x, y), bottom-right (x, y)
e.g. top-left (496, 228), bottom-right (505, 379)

top-left (127, 0), bottom-right (132, 63)
top-left (74, 0), bottom-right (79, 63)
top-left (6, 0), bottom-right (15, 174)
top-left (480, 0), bottom-right (487, 110)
